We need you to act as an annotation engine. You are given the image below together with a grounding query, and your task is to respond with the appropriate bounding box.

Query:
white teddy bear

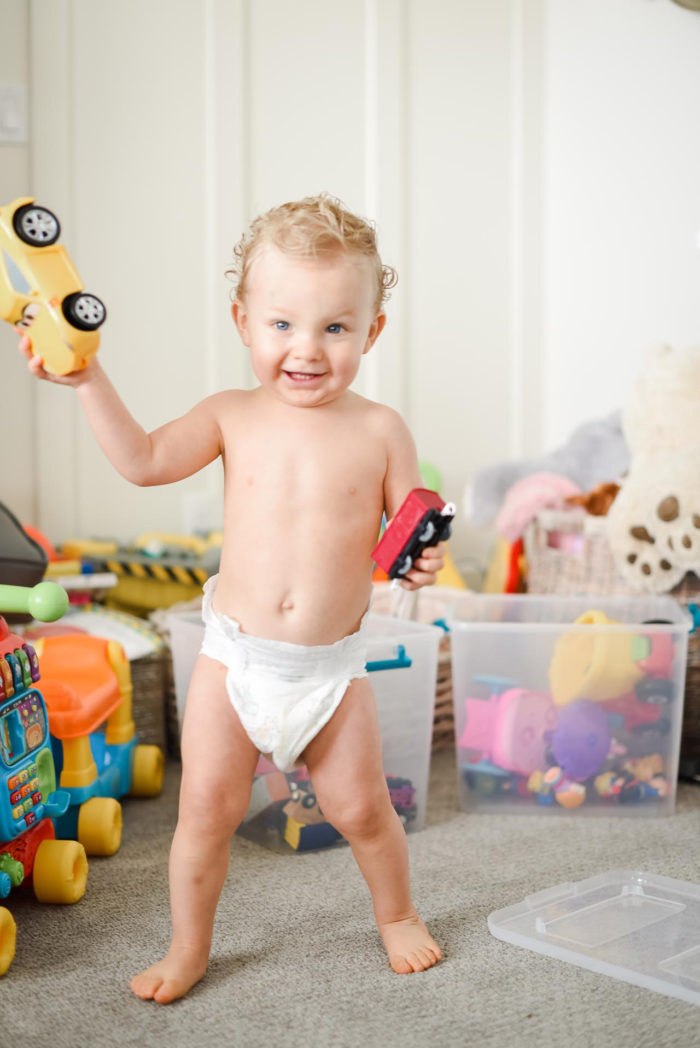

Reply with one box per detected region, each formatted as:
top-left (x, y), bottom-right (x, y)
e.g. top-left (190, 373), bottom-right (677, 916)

top-left (607, 343), bottom-right (700, 592)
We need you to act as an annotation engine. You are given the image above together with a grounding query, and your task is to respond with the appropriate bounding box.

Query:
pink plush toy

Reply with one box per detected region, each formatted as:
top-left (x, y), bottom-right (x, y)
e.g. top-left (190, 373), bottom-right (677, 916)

top-left (494, 472), bottom-right (581, 543)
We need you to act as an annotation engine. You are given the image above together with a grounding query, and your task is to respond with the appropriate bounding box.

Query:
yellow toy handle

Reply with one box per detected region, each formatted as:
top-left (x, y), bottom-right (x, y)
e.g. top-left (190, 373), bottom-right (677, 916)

top-left (61, 538), bottom-right (119, 558)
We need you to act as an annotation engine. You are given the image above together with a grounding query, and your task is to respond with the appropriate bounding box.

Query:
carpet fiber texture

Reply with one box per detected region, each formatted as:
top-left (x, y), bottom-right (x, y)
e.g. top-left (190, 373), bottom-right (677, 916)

top-left (3, 751), bottom-right (700, 1047)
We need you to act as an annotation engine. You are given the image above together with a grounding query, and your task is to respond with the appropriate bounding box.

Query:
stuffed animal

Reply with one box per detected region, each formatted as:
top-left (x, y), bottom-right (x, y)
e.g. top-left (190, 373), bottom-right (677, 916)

top-left (493, 472), bottom-right (581, 542)
top-left (606, 344), bottom-right (700, 592)
top-left (464, 413), bottom-right (629, 530)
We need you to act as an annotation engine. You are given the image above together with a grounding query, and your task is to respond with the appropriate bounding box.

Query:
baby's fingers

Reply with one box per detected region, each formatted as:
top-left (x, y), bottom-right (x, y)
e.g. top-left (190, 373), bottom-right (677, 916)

top-left (415, 542), bottom-right (446, 572)
top-left (15, 329), bottom-right (33, 357)
top-left (27, 355), bottom-right (51, 380)
top-left (19, 342), bottom-right (51, 380)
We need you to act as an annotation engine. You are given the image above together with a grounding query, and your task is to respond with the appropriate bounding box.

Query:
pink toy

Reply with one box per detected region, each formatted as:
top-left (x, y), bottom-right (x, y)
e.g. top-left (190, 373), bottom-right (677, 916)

top-left (494, 472), bottom-right (581, 542)
top-left (459, 688), bottom-right (557, 776)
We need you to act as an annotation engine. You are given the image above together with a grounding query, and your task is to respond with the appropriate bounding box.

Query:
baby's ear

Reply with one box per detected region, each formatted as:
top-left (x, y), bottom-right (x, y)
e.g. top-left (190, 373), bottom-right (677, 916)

top-left (364, 312), bottom-right (387, 353)
top-left (231, 300), bottom-right (250, 345)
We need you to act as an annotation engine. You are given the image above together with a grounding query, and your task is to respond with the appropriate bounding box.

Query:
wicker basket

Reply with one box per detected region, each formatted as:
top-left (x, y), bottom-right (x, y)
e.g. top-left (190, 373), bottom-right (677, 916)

top-left (432, 636), bottom-right (455, 750)
top-left (149, 597), bottom-right (202, 758)
top-left (130, 649), bottom-right (168, 752)
top-left (524, 510), bottom-right (632, 596)
top-left (525, 509), bottom-right (700, 776)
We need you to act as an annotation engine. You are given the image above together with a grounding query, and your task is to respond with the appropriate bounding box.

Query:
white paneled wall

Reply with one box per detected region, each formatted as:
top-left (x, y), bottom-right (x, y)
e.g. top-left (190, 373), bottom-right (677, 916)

top-left (0, 0), bottom-right (33, 522)
top-left (544, 0), bottom-right (700, 448)
top-left (13, 0), bottom-right (532, 562)
top-left (2, 0), bottom-right (699, 570)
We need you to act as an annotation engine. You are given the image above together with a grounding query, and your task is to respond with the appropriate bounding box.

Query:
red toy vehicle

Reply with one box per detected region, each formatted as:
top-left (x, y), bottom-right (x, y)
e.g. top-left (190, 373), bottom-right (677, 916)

top-left (372, 489), bottom-right (455, 580)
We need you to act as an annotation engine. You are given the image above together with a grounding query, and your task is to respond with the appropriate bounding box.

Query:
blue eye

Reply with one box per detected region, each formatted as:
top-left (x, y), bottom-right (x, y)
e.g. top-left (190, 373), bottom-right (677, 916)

top-left (327, 323), bottom-right (343, 334)
top-left (275, 321), bottom-right (289, 330)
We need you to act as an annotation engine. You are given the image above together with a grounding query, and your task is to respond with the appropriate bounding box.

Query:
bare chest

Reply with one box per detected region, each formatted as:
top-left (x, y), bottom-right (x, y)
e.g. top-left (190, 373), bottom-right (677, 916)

top-left (221, 409), bottom-right (386, 514)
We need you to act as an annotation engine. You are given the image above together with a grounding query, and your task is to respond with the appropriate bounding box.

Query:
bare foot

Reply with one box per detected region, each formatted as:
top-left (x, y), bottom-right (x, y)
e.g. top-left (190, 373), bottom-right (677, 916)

top-left (130, 947), bottom-right (208, 1004)
top-left (378, 910), bottom-right (442, 974)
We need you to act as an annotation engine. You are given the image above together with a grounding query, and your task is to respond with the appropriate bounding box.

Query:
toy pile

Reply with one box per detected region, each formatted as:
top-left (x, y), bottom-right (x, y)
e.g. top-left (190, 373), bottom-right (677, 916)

top-left (239, 757), bottom-right (418, 852)
top-left (456, 607), bottom-right (682, 812)
top-left (465, 414), bottom-right (629, 593)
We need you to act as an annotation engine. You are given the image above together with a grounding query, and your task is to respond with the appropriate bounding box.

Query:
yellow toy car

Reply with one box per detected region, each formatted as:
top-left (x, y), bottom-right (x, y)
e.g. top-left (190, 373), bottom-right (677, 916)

top-left (0, 196), bottom-right (105, 375)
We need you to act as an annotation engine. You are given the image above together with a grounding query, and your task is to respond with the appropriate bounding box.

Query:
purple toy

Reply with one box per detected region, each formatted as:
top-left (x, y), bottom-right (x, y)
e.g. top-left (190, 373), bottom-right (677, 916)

top-left (549, 699), bottom-right (610, 781)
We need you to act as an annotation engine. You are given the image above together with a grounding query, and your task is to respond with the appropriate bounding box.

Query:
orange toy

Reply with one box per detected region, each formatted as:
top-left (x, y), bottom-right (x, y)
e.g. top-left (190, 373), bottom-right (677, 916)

top-left (31, 634), bottom-right (164, 856)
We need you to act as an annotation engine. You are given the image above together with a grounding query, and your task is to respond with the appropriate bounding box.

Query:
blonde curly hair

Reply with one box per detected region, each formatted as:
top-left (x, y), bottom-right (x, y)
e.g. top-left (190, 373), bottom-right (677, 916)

top-left (227, 193), bottom-right (397, 312)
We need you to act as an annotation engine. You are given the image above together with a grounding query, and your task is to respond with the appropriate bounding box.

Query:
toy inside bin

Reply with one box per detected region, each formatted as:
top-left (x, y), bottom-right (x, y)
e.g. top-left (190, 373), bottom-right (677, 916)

top-left (449, 593), bottom-right (691, 816)
top-left (168, 610), bottom-right (441, 850)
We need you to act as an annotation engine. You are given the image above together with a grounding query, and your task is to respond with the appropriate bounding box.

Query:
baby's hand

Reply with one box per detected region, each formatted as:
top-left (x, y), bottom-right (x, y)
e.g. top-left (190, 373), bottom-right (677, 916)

top-left (399, 541), bottom-right (445, 591)
top-left (16, 329), bottom-right (93, 387)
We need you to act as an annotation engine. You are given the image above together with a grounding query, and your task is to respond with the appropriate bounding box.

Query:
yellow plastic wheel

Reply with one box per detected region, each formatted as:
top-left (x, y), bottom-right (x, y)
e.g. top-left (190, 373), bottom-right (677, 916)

top-left (78, 796), bottom-right (123, 856)
top-left (32, 839), bottom-right (88, 904)
top-left (129, 744), bottom-right (164, 797)
top-left (0, 907), bottom-right (17, 976)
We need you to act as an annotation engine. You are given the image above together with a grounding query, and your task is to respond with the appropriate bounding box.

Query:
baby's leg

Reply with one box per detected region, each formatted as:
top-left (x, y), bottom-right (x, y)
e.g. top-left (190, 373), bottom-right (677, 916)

top-left (130, 654), bottom-right (259, 1004)
top-left (303, 677), bottom-right (441, 974)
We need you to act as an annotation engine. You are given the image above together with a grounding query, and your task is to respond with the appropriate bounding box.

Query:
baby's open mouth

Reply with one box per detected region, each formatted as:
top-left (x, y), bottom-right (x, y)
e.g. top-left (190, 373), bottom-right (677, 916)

top-left (284, 371), bottom-right (323, 381)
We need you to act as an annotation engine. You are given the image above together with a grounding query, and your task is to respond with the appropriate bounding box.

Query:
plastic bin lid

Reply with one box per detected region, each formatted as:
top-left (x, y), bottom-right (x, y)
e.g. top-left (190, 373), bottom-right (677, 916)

top-left (488, 870), bottom-right (700, 1006)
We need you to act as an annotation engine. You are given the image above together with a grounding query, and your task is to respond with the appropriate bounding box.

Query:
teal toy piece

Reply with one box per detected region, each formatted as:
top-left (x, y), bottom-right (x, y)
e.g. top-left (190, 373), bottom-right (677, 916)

top-left (365, 644), bottom-right (412, 673)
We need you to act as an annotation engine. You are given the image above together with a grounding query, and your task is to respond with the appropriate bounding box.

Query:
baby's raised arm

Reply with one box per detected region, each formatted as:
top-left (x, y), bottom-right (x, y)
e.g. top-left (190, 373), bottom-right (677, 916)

top-left (18, 334), bottom-right (223, 487)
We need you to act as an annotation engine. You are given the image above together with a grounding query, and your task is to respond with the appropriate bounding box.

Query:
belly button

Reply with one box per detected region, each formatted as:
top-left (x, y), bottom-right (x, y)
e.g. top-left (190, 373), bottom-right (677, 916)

top-left (281, 598), bottom-right (294, 612)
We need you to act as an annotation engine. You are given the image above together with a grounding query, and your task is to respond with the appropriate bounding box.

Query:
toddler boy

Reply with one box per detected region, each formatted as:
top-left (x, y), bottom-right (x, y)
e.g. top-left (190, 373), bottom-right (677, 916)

top-left (19, 194), bottom-right (444, 1003)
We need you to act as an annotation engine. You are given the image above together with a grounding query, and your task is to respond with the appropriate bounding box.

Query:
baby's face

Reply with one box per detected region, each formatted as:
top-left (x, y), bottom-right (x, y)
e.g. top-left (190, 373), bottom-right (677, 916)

top-left (233, 244), bottom-right (383, 408)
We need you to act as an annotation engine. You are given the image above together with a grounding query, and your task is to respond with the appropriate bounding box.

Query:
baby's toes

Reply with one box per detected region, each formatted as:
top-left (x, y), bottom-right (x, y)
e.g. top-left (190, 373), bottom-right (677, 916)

top-left (416, 947), bottom-right (439, 969)
top-left (390, 953), bottom-right (414, 975)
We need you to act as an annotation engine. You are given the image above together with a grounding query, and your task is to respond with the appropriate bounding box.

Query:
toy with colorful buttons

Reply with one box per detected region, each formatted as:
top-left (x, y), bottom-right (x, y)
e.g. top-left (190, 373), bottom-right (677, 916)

top-left (29, 631), bottom-right (165, 857)
top-left (0, 581), bottom-right (89, 977)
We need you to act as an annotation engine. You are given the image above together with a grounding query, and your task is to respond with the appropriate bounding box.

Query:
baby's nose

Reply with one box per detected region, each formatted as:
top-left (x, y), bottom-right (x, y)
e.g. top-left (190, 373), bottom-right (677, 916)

top-left (293, 334), bottom-right (323, 359)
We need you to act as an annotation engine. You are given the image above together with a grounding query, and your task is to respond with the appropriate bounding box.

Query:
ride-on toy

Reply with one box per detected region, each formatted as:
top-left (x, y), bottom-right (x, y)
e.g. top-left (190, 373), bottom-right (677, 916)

top-left (33, 632), bottom-right (164, 857)
top-left (0, 581), bottom-right (89, 976)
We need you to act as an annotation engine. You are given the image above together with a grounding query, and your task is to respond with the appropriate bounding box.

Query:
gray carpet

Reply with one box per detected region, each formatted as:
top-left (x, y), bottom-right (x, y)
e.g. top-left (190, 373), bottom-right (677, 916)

top-left (4, 751), bottom-right (700, 1047)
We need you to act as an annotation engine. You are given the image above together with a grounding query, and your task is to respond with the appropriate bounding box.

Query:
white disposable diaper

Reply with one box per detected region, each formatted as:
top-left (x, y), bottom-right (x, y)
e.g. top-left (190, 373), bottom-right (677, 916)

top-left (199, 575), bottom-right (368, 772)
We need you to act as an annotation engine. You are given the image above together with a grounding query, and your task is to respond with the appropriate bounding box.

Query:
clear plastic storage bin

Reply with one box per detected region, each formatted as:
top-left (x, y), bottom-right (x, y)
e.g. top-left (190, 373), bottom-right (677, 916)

top-left (168, 610), bottom-right (441, 850)
top-left (449, 594), bottom-right (691, 815)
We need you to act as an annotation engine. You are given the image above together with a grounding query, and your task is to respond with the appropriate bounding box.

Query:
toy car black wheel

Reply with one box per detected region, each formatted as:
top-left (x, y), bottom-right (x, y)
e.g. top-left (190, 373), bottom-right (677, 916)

top-left (635, 677), bottom-right (675, 705)
top-left (440, 521), bottom-right (452, 541)
top-left (396, 555), bottom-right (413, 577)
top-left (632, 717), bottom-right (671, 738)
top-left (12, 204), bottom-right (61, 246)
top-left (417, 519), bottom-right (436, 544)
top-left (61, 291), bottom-right (107, 331)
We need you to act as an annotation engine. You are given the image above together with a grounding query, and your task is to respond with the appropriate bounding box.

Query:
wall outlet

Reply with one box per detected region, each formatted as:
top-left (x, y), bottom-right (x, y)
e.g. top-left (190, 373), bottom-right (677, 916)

top-left (0, 84), bottom-right (27, 144)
